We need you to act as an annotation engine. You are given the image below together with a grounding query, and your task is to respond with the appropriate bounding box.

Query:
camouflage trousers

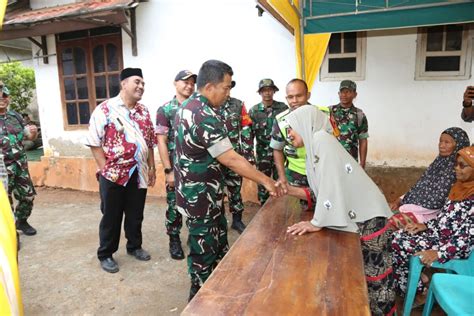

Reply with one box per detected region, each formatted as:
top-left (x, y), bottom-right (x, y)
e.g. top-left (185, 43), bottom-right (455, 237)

top-left (255, 156), bottom-right (278, 205)
top-left (186, 209), bottom-right (229, 288)
top-left (6, 162), bottom-right (36, 220)
top-left (222, 166), bottom-right (243, 215)
top-left (285, 168), bottom-right (314, 211)
top-left (165, 183), bottom-right (182, 236)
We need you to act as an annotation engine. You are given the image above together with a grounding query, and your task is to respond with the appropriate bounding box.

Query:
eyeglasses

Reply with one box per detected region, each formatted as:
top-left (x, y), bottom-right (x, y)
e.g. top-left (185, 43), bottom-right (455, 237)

top-left (455, 162), bottom-right (472, 169)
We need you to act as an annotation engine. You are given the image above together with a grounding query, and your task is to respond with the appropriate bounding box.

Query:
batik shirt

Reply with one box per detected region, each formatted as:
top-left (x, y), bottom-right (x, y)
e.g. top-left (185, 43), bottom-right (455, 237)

top-left (249, 101), bottom-right (288, 162)
top-left (85, 95), bottom-right (156, 189)
top-left (329, 103), bottom-right (368, 161)
top-left (425, 196), bottom-right (474, 263)
top-left (174, 92), bottom-right (233, 219)
top-left (0, 111), bottom-right (27, 166)
top-left (217, 97), bottom-right (253, 161)
top-left (156, 97), bottom-right (180, 159)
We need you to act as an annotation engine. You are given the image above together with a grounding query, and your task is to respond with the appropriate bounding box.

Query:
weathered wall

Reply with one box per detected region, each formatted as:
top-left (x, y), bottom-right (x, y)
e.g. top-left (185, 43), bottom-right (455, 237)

top-left (28, 156), bottom-right (424, 204)
top-left (311, 27), bottom-right (473, 167)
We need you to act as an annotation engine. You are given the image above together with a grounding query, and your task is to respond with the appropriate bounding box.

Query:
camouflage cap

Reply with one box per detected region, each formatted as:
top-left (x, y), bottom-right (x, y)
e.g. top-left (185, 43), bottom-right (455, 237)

top-left (257, 78), bottom-right (279, 93)
top-left (0, 82), bottom-right (10, 96)
top-left (175, 70), bottom-right (197, 82)
top-left (339, 80), bottom-right (357, 91)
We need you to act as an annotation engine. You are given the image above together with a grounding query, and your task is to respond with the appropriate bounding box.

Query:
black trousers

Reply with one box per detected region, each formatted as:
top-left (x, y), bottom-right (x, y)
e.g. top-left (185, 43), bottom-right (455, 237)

top-left (97, 170), bottom-right (147, 260)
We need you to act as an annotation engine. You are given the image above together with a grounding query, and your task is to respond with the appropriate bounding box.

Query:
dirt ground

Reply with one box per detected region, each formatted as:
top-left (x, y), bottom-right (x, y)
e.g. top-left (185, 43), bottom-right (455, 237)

top-left (18, 187), bottom-right (260, 315)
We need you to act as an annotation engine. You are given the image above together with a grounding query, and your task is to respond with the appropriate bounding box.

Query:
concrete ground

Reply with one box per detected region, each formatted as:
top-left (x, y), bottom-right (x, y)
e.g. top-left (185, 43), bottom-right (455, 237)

top-left (18, 187), bottom-right (259, 315)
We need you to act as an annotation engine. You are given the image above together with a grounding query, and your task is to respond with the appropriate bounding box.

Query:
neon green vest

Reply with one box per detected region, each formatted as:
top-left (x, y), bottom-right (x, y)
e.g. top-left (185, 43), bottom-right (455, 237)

top-left (276, 105), bottom-right (329, 175)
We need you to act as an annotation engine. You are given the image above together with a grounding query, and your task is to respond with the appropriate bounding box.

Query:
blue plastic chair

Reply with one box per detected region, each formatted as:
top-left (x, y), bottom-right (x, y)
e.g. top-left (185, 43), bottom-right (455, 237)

top-left (402, 254), bottom-right (474, 316)
top-left (422, 274), bottom-right (474, 316)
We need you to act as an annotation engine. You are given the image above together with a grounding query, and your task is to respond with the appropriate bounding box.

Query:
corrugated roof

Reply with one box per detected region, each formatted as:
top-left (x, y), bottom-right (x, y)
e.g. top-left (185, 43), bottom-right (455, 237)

top-left (4, 0), bottom-right (135, 26)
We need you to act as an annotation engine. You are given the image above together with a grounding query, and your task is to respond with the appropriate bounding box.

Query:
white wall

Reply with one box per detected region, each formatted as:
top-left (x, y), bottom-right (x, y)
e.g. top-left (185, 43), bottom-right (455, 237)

top-left (123, 0), bottom-right (296, 116)
top-left (32, 1), bottom-right (473, 167)
top-left (30, 0), bottom-right (76, 10)
top-left (33, 0), bottom-right (297, 157)
top-left (311, 28), bottom-right (474, 167)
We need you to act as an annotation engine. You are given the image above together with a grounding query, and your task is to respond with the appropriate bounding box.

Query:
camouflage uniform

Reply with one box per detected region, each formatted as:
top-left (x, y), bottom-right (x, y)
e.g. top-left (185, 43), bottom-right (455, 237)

top-left (156, 97), bottom-right (181, 236)
top-left (217, 97), bottom-right (253, 215)
top-left (249, 101), bottom-right (288, 205)
top-left (329, 103), bottom-right (369, 161)
top-left (0, 111), bottom-right (36, 220)
top-left (174, 92), bottom-right (232, 288)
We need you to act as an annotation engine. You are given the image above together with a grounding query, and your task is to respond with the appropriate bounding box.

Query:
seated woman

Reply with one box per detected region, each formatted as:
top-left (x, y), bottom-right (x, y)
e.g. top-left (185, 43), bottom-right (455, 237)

top-left (283, 105), bottom-right (395, 316)
top-left (389, 127), bottom-right (469, 225)
top-left (391, 146), bottom-right (474, 298)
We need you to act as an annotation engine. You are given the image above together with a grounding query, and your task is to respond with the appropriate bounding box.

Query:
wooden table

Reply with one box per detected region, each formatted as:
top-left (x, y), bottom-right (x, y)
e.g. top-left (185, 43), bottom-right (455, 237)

top-left (182, 196), bottom-right (370, 316)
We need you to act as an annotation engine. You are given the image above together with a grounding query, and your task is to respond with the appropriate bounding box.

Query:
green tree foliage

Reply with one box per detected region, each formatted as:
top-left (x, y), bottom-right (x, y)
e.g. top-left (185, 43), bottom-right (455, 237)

top-left (0, 62), bottom-right (36, 113)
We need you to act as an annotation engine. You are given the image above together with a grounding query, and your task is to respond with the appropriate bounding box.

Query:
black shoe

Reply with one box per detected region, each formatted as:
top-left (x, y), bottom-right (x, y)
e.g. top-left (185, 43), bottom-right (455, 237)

top-left (189, 282), bottom-right (201, 302)
top-left (16, 219), bottom-right (37, 236)
top-left (127, 248), bottom-right (151, 261)
top-left (231, 213), bottom-right (246, 234)
top-left (100, 257), bottom-right (119, 273)
top-left (169, 235), bottom-right (185, 260)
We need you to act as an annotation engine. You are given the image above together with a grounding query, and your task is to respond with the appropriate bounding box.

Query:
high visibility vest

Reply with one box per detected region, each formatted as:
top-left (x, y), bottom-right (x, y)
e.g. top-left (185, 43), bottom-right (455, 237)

top-left (276, 109), bottom-right (307, 175)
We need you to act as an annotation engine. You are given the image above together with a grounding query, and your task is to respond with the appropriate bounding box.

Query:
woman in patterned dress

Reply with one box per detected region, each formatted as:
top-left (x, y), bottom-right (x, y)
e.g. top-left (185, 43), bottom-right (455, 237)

top-left (389, 127), bottom-right (470, 224)
top-left (283, 105), bottom-right (396, 316)
top-left (391, 146), bottom-right (474, 298)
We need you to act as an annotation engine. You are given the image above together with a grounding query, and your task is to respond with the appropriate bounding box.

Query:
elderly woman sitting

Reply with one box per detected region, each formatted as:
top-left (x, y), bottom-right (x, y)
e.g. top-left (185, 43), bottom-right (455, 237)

top-left (389, 127), bottom-right (469, 225)
top-left (283, 105), bottom-right (395, 316)
top-left (391, 146), bottom-right (474, 298)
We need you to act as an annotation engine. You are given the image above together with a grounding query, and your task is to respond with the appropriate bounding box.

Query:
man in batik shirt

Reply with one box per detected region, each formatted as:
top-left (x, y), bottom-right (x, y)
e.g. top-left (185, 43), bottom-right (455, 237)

top-left (85, 68), bottom-right (157, 273)
top-left (156, 70), bottom-right (196, 260)
top-left (174, 60), bottom-right (282, 301)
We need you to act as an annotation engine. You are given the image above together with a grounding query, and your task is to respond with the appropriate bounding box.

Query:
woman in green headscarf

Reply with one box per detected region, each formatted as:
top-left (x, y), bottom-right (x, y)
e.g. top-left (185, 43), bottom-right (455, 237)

top-left (283, 105), bottom-right (395, 316)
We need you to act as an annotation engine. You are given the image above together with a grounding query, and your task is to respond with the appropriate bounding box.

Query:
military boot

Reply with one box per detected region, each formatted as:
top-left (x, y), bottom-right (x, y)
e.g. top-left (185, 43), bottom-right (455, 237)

top-left (231, 213), bottom-right (246, 234)
top-left (169, 235), bottom-right (185, 260)
top-left (188, 281), bottom-right (201, 302)
top-left (16, 219), bottom-right (37, 236)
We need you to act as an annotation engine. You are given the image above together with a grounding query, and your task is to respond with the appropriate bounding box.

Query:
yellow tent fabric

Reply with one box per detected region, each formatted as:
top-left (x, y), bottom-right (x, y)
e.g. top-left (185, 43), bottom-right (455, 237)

top-left (0, 182), bottom-right (23, 316)
top-left (266, 0), bottom-right (330, 91)
top-left (303, 33), bottom-right (331, 91)
top-left (0, 0), bottom-right (6, 29)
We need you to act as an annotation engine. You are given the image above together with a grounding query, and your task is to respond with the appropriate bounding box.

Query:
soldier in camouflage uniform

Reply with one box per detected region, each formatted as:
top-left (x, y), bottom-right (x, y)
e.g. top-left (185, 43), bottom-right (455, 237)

top-left (174, 60), bottom-right (282, 301)
top-left (0, 83), bottom-right (38, 236)
top-left (329, 80), bottom-right (369, 169)
top-left (156, 70), bottom-right (197, 260)
top-left (249, 79), bottom-right (288, 206)
top-left (217, 85), bottom-right (254, 234)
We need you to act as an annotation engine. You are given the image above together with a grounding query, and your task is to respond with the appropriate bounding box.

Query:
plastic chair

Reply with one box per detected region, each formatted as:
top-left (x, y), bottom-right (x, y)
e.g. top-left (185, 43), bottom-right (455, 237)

top-left (422, 274), bottom-right (474, 316)
top-left (402, 254), bottom-right (474, 316)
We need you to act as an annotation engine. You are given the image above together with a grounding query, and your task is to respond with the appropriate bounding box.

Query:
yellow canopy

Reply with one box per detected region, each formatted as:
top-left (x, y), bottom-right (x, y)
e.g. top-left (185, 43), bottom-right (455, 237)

top-left (263, 0), bottom-right (330, 91)
top-left (0, 179), bottom-right (23, 315)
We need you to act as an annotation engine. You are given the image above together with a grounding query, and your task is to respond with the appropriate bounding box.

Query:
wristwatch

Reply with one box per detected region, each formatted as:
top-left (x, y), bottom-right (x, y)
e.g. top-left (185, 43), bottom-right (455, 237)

top-left (164, 167), bottom-right (173, 174)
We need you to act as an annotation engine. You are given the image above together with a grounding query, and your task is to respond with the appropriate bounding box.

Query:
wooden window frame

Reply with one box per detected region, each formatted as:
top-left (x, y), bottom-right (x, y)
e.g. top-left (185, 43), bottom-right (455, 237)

top-left (57, 33), bottom-right (123, 130)
top-left (415, 24), bottom-right (472, 81)
top-left (320, 32), bottom-right (366, 82)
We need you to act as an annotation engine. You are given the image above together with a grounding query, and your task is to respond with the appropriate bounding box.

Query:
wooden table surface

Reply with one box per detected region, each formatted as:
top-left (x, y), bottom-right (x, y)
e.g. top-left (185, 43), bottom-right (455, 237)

top-left (182, 196), bottom-right (370, 316)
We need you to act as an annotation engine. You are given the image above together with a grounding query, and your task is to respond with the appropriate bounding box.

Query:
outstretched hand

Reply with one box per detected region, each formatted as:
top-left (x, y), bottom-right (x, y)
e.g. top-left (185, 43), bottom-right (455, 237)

top-left (287, 221), bottom-right (322, 236)
top-left (264, 179), bottom-right (285, 198)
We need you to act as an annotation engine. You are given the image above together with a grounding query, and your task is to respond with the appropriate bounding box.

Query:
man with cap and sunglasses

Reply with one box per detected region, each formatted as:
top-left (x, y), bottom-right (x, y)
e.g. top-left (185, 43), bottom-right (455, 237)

top-left (85, 68), bottom-right (157, 273)
top-left (329, 80), bottom-right (369, 169)
top-left (156, 70), bottom-right (197, 260)
top-left (249, 79), bottom-right (288, 205)
top-left (216, 80), bottom-right (254, 234)
top-left (0, 81), bottom-right (38, 236)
